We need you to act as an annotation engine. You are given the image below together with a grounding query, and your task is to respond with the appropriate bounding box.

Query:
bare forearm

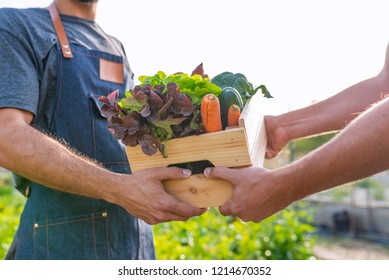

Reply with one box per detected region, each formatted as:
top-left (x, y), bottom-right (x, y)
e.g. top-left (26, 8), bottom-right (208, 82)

top-left (264, 74), bottom-right (389, 159)
top-left (277, 74), bottom-right (389, 141)
top-left (282, 96), bottom-right (389, 200)
top-left (0, 111), bottom-right (121, 200)
top-left (0, 108), bottom-right (206, 224)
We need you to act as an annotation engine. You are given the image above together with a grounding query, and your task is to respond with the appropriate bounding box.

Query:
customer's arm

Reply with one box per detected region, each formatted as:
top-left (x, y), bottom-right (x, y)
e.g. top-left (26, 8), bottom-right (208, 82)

top-left (265, 42), bottom-right (389, 158)
top-left (206, 95), bottom-right (389, 222)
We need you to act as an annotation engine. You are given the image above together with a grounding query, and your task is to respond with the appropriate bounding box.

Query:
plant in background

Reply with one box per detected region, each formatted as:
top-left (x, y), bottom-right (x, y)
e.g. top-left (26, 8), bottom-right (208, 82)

top-left (356, 178), bottom-right (386, 201)
top-left (311, 183), bottom-right (354, 203)
top-left (153, 202), bottom-right (316, 260)
top-left (0, 171), bottom-right (316, 260)
top-left (0, 173), bottom-right (26, 259)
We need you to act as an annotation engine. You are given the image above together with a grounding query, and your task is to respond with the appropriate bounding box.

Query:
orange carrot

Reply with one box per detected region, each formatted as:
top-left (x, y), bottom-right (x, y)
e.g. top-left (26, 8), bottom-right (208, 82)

top-left (201, 93), bottom-right (222, 132)
top-left (227, 104), bottom-right (241, 127)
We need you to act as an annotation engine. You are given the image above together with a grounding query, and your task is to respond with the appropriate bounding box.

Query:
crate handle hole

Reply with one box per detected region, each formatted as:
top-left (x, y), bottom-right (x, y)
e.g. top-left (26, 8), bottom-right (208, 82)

top-left (168, 160), bottom-right (215, 174)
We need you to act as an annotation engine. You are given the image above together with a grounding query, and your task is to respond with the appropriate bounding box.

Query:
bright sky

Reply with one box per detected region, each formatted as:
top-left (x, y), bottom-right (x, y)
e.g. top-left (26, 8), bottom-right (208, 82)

top-left (1, 0), bottom-right (389, 114)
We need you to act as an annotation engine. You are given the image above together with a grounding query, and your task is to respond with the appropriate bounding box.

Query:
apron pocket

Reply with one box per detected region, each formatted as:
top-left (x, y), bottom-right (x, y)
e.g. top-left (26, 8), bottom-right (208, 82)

top-left (33, 210), bottom-right (109, 260)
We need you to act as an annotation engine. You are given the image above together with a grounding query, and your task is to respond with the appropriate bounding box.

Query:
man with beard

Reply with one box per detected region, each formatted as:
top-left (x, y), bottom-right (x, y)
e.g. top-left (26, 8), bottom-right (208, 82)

top-left (0, 0), bottom-right (205, 260)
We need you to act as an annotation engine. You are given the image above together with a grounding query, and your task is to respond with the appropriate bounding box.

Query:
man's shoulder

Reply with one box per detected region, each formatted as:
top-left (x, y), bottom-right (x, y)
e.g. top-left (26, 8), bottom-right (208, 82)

top-left (0, 7), bottom-right (46, 19)
top-left (0, 7), bottom-right (56, 56)
top-left (0, 8), bottom-right (50, 33)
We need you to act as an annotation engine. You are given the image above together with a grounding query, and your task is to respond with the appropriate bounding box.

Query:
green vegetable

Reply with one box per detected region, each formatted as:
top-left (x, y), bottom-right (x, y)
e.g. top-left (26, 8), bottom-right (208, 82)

top-left (139, 71), bottom-right (222, 105)
top-left (99, 83), bottom-right (205, 157)
top-left (218, 87), bottom-right (243, 129)
top-left (211, 72), bottom-right (273, 104)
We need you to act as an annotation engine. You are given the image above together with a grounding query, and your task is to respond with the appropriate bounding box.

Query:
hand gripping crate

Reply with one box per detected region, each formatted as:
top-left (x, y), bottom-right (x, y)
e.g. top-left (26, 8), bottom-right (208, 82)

top-left (125, 93), bottom-right (267, 208)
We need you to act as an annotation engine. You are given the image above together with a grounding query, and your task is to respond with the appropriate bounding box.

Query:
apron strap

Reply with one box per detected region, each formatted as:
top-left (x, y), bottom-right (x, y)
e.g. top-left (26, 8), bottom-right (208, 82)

top-left (48, 2), bottom-right (73, 59)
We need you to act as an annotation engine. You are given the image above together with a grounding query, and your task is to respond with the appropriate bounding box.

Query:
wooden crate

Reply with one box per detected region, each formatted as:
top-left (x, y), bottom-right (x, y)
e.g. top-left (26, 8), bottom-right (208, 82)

top-left (126, 93), bottom-right (267, 207)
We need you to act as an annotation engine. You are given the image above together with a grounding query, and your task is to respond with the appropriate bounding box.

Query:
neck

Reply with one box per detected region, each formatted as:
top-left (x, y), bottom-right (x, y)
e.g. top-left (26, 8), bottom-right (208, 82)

top-left (53, 0), bottom-right (97, 21)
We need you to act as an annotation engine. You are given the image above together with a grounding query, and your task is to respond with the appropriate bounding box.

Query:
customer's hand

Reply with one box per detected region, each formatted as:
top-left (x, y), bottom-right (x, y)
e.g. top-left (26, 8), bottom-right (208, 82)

top-left (204, 166), bottom-right (294, 223)
top-left (264, 115), bottom-right (291, 159)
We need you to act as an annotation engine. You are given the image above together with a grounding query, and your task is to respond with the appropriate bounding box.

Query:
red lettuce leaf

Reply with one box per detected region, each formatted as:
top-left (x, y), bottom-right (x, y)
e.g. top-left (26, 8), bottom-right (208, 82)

top-left (99, 82), bottom-right (203, 156)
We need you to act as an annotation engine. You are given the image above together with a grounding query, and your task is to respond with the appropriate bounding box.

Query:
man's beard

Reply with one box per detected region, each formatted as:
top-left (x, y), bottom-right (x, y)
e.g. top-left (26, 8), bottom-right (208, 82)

top-left (78, 0), bottom-right (98, 3)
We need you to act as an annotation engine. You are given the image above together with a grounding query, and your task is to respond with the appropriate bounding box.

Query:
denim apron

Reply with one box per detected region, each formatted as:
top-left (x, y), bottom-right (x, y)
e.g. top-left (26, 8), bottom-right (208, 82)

top-left (7, 4), bottom-right (155, 260)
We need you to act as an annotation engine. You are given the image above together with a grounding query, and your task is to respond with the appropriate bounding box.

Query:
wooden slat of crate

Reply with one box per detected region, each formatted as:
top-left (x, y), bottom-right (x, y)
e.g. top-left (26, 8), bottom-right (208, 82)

top-left (250, 115), bottom-right (267, 167)
top-left (239, 92), bottom-right (268, 167)
top-left (126, 127), bottom-right (251, 173)
top-left (163, 175), bottom-right (233, 208)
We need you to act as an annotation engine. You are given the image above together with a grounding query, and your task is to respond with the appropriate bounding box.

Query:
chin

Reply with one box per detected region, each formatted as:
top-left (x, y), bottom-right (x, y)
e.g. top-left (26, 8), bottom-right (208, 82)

top-left (78, 0), bottom-right (99, 3)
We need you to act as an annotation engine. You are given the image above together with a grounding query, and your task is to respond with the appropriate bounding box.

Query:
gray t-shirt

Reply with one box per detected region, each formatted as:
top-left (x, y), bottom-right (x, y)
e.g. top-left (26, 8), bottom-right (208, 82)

top-left (0, 7), bottom-right (135, 194)
top-left (0, 7), bottom-right (133, 119)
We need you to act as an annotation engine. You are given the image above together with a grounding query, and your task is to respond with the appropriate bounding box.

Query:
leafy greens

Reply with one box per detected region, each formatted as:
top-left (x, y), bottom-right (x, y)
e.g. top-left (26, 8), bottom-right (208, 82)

top-left (99, 83), bottom-right (205, 157)
top-left (139, 71), bottom-right (222, 105)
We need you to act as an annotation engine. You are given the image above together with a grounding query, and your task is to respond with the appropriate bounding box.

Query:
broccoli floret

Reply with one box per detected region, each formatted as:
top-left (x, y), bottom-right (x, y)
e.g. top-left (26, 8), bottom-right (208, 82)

top-left (211, 72), bottom-right (235, 87)
top-left (211, 72), bottom-right (273, 104)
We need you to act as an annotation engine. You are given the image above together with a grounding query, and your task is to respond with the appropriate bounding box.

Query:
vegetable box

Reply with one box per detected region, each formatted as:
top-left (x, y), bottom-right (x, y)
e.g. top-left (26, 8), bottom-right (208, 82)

top-left (125, 92), bottom-right (267, 208)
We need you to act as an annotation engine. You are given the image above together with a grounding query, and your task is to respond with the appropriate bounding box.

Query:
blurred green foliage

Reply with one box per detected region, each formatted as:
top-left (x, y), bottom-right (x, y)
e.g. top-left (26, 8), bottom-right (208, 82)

top-left (291, 132), bottom-right (337, 156)
top-left (0, 173), bottom-right (26, 259)
top-left (356, 178), bottom-right (386, 201)
top-left (153, 204), bottom-right (316, 260)
top-left (0, 172), bottom-right (316, 260)
top-left (290, 132), bottom-right (387, 203)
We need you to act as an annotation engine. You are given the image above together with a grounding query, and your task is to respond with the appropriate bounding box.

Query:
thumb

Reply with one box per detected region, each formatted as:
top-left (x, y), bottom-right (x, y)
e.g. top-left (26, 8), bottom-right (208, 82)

top-left (153, 167), bottom-right (192, 180)
top-left (265, 145), bottom-right (280, 159)
top-left (219, 179), bottom-right (244, 217)
top-left (203, 167), bottom-right (240, 185)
